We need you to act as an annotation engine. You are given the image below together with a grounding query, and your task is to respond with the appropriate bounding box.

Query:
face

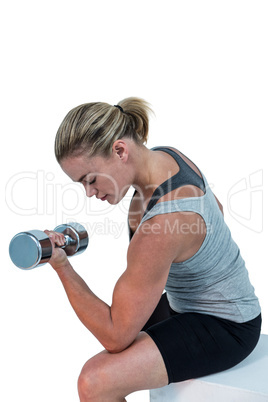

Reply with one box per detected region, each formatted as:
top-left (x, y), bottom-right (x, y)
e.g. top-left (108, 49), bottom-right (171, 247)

top-left (60, 141), bottom-right (133, 205)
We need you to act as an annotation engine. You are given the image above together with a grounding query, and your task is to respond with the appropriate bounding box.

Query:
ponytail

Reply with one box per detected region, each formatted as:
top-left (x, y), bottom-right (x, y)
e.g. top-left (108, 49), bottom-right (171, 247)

top-left (117, 97), bottom-right (152, 144)
top-left (55, 97), bottom-right (153, 162)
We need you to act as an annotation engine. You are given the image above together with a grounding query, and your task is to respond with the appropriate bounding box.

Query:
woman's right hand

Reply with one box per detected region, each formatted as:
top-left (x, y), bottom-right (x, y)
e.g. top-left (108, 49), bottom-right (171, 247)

top-left (44, 230), bottom-right (69, 271)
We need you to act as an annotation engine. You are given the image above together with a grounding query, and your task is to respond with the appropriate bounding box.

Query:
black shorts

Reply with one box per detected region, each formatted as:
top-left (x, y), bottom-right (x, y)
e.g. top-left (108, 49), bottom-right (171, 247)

top-left (142, 293), bottom-right (262, 384)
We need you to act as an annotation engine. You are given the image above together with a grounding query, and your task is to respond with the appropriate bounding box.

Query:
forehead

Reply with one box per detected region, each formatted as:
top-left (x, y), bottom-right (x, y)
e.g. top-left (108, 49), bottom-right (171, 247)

top-left (60, 154), bottom-right (110, 182)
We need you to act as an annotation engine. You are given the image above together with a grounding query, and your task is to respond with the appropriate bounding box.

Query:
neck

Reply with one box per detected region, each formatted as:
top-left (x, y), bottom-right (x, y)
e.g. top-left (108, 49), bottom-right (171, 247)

top-left (130, 144), bottom-right (160, 198)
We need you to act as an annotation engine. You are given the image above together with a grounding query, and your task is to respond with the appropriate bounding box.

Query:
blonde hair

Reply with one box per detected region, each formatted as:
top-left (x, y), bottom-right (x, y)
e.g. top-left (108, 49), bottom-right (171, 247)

top-left (55, 97), bottom-right (153, 162)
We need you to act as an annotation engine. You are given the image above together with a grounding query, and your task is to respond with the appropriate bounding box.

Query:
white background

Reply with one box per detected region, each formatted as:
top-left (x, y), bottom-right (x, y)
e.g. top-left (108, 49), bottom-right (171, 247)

top-left (1, 1), bottom-right (267, 401)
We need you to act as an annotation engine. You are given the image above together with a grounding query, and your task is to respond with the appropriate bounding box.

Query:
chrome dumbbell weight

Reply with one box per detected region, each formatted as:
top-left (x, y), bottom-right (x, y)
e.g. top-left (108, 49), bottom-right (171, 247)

top-left (9, 222), bottom-right (88, 270)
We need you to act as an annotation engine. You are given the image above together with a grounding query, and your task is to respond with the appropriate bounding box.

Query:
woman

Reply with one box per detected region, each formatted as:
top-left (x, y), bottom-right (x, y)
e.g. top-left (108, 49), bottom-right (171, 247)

top-left (47, 97), bottom-right (261, 401)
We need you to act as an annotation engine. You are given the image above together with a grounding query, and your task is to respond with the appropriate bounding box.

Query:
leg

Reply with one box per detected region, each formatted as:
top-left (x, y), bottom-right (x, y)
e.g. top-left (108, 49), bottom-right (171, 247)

top-left (78, 332), bottom-right (168, 401)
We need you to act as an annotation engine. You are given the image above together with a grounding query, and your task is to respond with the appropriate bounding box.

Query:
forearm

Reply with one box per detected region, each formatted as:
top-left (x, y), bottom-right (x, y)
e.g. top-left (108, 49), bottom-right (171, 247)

top-left (55, 260), bottom-right (114, 350)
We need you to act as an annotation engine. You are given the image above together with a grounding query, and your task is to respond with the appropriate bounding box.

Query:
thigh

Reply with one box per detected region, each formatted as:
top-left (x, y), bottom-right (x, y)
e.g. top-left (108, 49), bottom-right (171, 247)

top-left (145, 312), bottom-right (262, 384)
top-left (80, 332), bottom-right (169, 397)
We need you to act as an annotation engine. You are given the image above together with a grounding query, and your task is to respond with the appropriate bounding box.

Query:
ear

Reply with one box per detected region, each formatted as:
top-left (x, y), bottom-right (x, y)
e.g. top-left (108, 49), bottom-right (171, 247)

top-left (112, 140), bottom-right (129, 162)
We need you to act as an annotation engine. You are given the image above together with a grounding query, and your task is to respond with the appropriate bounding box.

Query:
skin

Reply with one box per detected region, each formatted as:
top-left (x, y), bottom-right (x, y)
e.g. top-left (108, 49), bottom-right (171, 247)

top-left (45, 138), bottom-right (223, 401)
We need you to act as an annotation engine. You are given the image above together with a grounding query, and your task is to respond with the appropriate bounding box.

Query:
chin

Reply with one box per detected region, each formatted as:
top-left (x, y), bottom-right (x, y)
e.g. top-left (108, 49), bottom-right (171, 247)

top-left (107, 194), bottom-right (124, 205)
top-left (107, 198), bottom-right (119, 205)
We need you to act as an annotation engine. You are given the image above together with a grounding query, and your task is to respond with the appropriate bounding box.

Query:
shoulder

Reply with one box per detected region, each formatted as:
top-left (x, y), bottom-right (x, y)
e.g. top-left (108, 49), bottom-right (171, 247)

top-left (128, 210), bottom-right (195, 267)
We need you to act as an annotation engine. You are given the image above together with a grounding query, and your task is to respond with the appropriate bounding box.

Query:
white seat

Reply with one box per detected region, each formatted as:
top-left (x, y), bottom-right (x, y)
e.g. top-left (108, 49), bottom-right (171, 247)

top-left (150, 334), bottom-right (268, 402)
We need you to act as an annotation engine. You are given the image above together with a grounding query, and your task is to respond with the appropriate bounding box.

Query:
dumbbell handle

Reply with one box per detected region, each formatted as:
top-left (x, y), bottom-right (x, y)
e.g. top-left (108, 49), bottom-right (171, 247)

top-left (56, 234), bottom-right (76, 248)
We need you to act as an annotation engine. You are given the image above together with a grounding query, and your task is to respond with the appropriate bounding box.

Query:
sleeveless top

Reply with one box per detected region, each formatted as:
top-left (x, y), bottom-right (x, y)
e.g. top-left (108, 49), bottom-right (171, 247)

top-left (129, 147), bottom-right (261, 323)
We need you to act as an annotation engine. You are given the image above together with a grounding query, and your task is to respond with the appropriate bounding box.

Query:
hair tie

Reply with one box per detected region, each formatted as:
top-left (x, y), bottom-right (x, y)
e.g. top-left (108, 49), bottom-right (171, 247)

top-left (114, 105), bottom-right (124, 113)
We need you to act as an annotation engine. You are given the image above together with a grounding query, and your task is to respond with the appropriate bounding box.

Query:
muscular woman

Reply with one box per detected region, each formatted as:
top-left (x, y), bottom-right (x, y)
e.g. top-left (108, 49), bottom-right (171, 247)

top-left (46, 98), bottom-right (261, 401)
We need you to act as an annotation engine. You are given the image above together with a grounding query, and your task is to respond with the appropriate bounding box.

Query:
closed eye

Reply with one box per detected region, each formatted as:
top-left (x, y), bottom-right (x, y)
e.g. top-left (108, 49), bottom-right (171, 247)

top-left (83, 178), bottom-right (96, 186)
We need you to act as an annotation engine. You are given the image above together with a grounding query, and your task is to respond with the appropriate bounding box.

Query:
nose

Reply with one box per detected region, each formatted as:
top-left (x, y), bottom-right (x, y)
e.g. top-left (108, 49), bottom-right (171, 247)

top-left (84, 186), bottom-right (97, 198)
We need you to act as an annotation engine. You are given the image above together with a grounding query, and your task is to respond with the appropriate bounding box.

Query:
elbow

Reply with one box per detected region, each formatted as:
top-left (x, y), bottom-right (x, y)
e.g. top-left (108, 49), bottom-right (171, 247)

top-left (105, 345), bottom-right (125, 354)
top-left (103, 335), bottom-right (133, 354)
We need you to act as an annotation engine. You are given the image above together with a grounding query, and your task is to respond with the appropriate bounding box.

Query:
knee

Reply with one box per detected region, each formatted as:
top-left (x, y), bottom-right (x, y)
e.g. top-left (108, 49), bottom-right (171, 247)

top-left (77, 355), bottom-right (108, 401)
top-left (78, 360), bottom-right (100, 400)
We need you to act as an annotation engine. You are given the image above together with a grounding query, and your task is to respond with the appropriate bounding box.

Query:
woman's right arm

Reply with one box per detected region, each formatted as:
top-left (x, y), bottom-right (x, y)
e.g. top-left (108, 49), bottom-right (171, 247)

top-left (46, 212), bottom-right (184, 354)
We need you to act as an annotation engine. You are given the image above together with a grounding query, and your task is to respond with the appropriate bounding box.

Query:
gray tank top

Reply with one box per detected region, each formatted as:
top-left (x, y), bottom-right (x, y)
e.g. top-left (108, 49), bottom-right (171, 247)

top-left (138, 147), bottom-right (261, 323)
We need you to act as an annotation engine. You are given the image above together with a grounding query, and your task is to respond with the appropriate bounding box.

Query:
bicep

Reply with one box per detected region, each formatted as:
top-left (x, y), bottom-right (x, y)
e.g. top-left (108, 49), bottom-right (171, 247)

top-left (110, 216), bottom-right (179, 350)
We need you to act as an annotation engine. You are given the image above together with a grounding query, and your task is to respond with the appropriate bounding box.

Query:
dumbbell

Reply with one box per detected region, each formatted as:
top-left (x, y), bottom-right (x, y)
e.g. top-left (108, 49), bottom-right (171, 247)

top-left (9, 222), bottom-right (88, 270)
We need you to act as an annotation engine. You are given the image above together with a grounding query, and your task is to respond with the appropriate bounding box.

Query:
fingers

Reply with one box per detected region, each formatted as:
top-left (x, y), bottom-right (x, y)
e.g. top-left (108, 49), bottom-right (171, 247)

top-left (43, 230), bottom-right (69, 270)
top-left (44, 230), bottom-right (66, 247)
